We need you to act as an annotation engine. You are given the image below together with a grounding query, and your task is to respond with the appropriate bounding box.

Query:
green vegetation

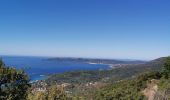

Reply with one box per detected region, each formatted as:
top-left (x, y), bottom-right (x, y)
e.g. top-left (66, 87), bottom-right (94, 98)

top-left (162, 57), bottom-right (170, 78)
top-left (46, 65), bottom-right (159, 85)
top-left (94, 72), bottom-right (161, 100)
top-left (45, 56), bottom-right (170, 100)
top-left (94, 80), bottom-right (146, 100)
top-left (46, 57), bottom-right (166, 86)
top-left (0, 59), bottom-right (30, 100)
top-left (0, 59), bottom-right (69, 100)
top-left (1, 56), bottom-right (170, 100)
top-left (27, 85), bottom-right (70, 100)
top-left (94, 57), bottom-right (170, 100)
top-left (158, 79), bottom-right (170, 99)
top-left (157, 57), bottom-right (170, 99)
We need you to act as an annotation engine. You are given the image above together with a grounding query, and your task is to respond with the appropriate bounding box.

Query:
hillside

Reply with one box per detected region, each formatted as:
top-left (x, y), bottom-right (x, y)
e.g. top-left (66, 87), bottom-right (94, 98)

top-left (95, 57), bottom-right (170, 100)
top-left (46, 57), bottom-right (166, 85)
top-left (1, 56), bottom-right (170, 100)
top-left (42, 57), bottom-right (170, 99)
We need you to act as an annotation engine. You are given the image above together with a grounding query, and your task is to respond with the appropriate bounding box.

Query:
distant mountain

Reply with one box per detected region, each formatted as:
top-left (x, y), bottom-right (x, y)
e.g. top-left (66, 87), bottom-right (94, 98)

top-left (123, 56), bottom-right (168, 70)
top-left (47, 57), bottom-right (146, 65)
top-left (147, 57), bottom-right (167, 66)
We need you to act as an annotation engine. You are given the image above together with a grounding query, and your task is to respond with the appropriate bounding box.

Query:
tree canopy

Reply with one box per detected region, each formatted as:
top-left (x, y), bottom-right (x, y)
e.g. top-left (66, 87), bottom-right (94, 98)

top-left (0, 60), bottom-right (30, 100)
top-left (162, 57), bottom-right (170, 78)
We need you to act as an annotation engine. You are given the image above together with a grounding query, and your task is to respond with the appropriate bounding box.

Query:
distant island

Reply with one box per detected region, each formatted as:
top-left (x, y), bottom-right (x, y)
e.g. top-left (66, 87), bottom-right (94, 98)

top-left (47, 57), bottom-right (146, 68)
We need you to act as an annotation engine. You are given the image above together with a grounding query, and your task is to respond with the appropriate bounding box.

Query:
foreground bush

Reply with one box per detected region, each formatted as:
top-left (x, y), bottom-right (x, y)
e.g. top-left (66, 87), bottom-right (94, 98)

top-left (0, 60), bottom-right (30, 100)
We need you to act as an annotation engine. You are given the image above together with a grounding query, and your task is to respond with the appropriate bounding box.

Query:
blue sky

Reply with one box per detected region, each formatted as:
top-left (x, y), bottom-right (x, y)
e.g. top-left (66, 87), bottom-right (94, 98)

top-left (0, 0), bottom-right (170, 60)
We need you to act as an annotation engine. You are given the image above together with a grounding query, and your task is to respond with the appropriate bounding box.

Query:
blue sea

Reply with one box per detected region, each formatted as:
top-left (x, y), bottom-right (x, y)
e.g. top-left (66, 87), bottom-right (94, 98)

top-left (1, 56), bottom-right (110, 81)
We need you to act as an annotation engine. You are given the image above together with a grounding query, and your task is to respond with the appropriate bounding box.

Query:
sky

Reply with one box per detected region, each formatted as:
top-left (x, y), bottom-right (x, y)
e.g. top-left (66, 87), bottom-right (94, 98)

top-left (0, 0), bottom-right (170, 60)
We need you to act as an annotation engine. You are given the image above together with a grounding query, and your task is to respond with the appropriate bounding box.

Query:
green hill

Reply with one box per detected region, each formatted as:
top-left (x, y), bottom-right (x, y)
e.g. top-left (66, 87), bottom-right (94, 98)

top-left (44, 56), bottom-right (170, 100)
top-left (1, 56), bottom-right (170, 100)
top-left (46, 57), bottom-right (168, 85)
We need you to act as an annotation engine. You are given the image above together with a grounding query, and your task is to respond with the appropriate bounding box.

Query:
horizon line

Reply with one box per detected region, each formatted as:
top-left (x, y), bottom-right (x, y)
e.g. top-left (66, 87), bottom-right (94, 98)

top-left (0, 54), bottom-right (163, 61)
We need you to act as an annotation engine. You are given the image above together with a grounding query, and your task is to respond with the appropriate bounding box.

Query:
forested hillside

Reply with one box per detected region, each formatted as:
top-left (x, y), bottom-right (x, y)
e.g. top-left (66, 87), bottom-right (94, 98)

top-left (46, 57), bottom-right (166, 85)
top-left (45, 57), bottom-right (170, 100)
top-left (1, 57), bottom-right (170, 100)
top-left (94, 57), bottom-right (170, 100)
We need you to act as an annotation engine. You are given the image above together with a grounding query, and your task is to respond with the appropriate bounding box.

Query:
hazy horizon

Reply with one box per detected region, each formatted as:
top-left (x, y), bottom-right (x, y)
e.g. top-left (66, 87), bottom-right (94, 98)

top-left (1, 54), bottom-right (167, 61)
top-left (0, 0), bottom-right (170, 60)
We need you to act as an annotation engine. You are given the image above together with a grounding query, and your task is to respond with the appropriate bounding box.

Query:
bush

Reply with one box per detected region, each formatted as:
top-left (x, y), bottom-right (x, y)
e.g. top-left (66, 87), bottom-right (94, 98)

top-left (0, 60), bottom-right (30, 100)
top-left (162, 57), bottom-right (170, 79)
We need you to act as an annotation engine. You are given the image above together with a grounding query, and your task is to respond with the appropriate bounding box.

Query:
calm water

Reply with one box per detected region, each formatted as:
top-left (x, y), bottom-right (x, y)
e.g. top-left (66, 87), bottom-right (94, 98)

top-left (1, 56), bottom-right (110, 81)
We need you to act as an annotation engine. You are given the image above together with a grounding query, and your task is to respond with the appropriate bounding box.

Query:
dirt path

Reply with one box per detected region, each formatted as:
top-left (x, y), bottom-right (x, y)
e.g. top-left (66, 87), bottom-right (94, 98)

top-left (142, 79), bottom-right (158, 100)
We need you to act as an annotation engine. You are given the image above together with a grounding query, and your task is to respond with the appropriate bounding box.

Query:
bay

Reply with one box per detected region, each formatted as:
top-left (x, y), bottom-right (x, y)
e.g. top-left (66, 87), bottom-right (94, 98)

top-left (1, 56), bottom-right (110, 81)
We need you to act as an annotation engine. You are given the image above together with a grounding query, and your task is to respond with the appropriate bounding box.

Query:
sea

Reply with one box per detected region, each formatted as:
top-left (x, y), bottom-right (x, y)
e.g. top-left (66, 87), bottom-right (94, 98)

top-left (1, 56), bottom-right (110, 81)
